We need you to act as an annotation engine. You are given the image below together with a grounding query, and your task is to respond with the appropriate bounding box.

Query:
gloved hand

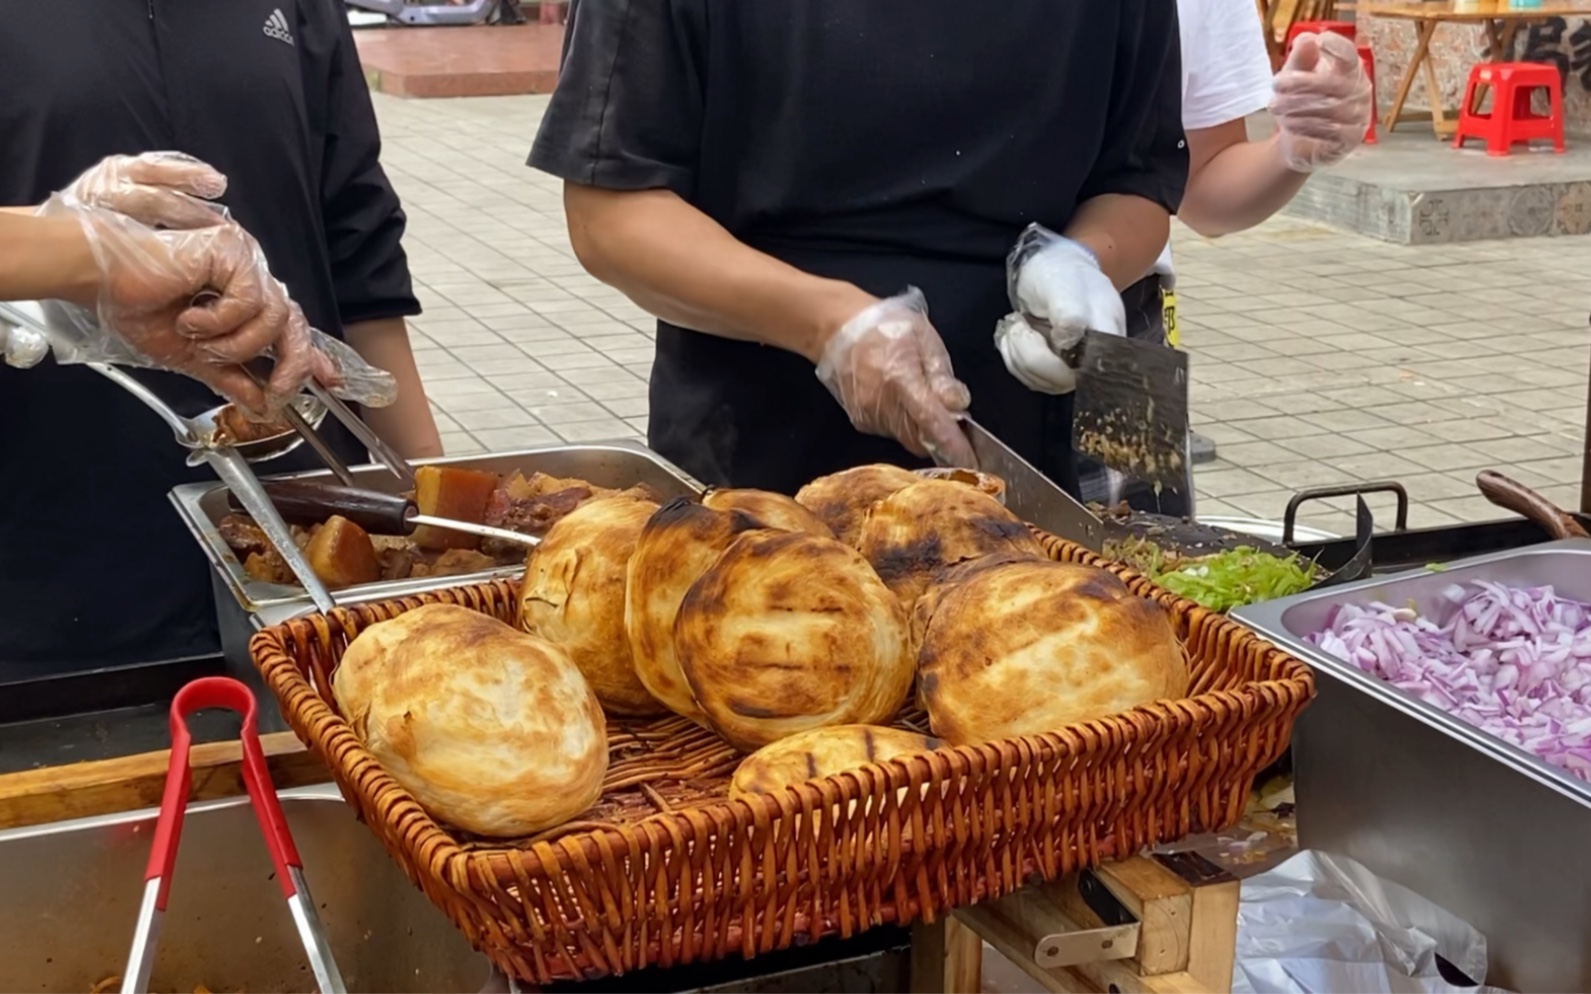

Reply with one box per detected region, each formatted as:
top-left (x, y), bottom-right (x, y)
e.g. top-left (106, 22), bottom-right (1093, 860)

top-left (1270, 32), bottom-right (1374, 173)
top-left (25, 152), bottom-right (398, 415)
top-left (61, 151), bottom-right (232, 230)
top-left (997, 224), bottom-right (1125, 395)
top-left (815, 288), bottom-right (978, 468)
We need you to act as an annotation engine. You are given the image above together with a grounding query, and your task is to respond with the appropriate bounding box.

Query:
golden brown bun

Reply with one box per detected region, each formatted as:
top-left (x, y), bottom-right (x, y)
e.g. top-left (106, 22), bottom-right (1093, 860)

top-left (676, 530), bottom-right (914, 752)
top-left (913, 467), bottom-right (1008, 503)
top-left (858, 479), bottom-right (1044, 609)
top-left (729, 724), bottom-right (943, 799)
top-left (918, 560), bottom-right (1188, 746)
top-left (333, 604), bottom-right (608, 837)
top-left (795, 464), bottom-right (922, 548)
top-left (519, 494), bottom-right (664, 715)
top-left (625, 498), bottom-right (767, 722)
top-left (702, 488), bottom-right (834, 538)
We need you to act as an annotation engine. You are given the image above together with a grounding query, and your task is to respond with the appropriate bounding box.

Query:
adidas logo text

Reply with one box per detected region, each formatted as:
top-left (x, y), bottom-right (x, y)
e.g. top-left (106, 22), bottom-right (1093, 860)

top-left (263, 8), bottom-right (295, 45)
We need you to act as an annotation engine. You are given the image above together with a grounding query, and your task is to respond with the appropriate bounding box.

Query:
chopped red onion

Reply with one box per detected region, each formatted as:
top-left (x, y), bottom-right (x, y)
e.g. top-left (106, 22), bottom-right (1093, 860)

top-left (1309, 581), bottom-right (1591, 783)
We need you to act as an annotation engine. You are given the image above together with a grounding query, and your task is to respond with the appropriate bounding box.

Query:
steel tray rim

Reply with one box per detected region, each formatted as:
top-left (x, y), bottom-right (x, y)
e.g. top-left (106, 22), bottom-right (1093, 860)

top-left (169, 441), bottom-right (704, 616)
top-left (1232, 537), bottom-right (1591, 810)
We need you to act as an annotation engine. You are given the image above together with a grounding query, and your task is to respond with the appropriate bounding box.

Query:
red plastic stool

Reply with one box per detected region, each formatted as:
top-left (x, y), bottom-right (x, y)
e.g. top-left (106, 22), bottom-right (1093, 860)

top-left (1359, 45), bottom-right (1378, 145)
top-left (1452, 62), bottom-right (1566, 156)
top-left (1285, 20), bottom-right (1357, 57)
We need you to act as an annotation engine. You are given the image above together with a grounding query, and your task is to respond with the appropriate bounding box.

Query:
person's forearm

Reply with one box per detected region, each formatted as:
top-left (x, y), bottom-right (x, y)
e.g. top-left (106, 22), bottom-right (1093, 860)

top-left (564, 185), bottom-right (875, 363)
top-left (1178, 132), bottom-right (1308, 238)
top-left (343, 317), bottom-right (444, 459)
top-left (1061, 194), bottom-right (1172, 292)
top-left (0, 213), bottom-right (98, 304)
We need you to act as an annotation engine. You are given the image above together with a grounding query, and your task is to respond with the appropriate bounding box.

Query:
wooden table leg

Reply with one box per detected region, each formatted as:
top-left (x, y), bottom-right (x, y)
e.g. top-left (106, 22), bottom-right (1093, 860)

top-left (1483, 19), bottom-right (1507, 60)
top-left (1385, 20), bottom-right (1438, 132)
top-left (910, 915), bottom-right (984, 994)
top-left (1421, 23), bottom-right (1453, 137)
top-left (1501, 20), bottom-right (1523, 59)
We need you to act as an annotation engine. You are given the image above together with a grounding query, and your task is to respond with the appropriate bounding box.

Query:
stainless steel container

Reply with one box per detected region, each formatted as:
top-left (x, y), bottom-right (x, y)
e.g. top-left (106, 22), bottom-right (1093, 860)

top-left (1233, 539), bottom-right (1591, 993)
top-left (170, 442), bottom-right (703, 729)
top-left (0, 785), bottom-right (488, 992)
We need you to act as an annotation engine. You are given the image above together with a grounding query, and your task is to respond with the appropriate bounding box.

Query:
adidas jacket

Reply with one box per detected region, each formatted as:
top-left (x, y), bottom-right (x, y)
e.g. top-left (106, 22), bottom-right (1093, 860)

top-left (0, 0), bottom-right (420, 670)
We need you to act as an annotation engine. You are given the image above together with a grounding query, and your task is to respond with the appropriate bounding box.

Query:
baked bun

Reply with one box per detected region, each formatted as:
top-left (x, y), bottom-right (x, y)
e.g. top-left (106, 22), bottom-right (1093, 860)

top-left (858, 479), bottom-right (1044, 608)
top-left (333, 604), bottom-right (607, 837)
top-left (795, 464), bottom-right (921, 548)
top-left (519, 494), bottom-right (663, 715)
top-left (913, 467), bottom-right (1008, 504)
top-left (625, 498), bottom-right (767, 721)
top-left (917, 560), bottom-right (1188, 746)
top-left (730, 724), bottom-right (943, 799)
top-left (702, 488), bottom-right (834, 538)
top-left (677, 530), bottom-right (914, 751)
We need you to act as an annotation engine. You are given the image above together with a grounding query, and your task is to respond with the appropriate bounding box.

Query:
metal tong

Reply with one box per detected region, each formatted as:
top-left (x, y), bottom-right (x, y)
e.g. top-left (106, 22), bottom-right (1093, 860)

top-left (121, 677), bottom-right (345, 994)
top-left (0, 298), bottom-right (413, 613)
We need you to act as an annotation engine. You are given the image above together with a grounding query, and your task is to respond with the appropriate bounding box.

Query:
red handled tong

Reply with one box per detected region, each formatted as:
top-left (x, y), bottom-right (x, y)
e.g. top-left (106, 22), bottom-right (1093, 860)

top-left (120, 677), bottom-right (346, 994)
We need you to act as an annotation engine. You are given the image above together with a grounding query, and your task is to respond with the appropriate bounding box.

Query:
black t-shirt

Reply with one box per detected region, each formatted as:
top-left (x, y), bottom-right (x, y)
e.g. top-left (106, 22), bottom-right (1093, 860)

top-left (0, 0), bottom-right (419, 674)
top-left (530, 0), bottom-right (1187, 493)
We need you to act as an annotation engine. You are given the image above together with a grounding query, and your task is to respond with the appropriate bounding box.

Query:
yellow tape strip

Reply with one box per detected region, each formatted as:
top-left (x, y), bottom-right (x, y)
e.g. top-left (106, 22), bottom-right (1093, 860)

top-left (1162, 287), bottom-right (1181, 349)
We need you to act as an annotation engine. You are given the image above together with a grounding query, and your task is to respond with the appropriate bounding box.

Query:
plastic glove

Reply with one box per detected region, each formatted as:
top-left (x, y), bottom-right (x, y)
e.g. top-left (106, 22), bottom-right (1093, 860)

top-left (994, 313), bottom-right (1076, 395)
top-left (815, 288), bottom-right (977, 468)
top-left (1269, 32), bottom-right (1374, 173)
top-left (30, 152), bottom-right (398, 415)
top-left (61, 151), bottom-right (232, 230)
top-left (1000, 224), bottom-right (1125, 393)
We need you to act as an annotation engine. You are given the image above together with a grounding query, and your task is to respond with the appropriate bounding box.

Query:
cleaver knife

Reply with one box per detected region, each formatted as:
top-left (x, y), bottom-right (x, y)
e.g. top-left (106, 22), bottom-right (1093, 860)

top-left (962, 418), bottom-right (1104, 551)
top-left (1067, 330), bottom-right (1191, 496)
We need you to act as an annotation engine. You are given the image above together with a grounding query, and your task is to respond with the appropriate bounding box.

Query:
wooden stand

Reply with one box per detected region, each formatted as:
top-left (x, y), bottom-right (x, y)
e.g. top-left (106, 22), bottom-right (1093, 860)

top-left (0, 731), bottom-right (325, 831)
top-left (910, 853), bottom-right (1241, 994)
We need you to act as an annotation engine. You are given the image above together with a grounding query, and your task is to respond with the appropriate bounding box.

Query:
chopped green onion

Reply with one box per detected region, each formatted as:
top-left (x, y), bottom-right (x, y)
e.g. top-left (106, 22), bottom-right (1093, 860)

top-left (1151, 546), bottom-right (1319, 612)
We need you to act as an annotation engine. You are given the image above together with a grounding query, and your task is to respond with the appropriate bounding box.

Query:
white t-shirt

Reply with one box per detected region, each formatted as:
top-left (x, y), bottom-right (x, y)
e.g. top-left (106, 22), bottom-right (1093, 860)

top-left (1152, 0), bottom-right (1276, 283)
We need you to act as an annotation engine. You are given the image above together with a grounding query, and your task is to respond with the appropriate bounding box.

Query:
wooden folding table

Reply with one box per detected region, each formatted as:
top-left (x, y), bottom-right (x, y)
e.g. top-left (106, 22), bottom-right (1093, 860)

top-left (1359, 0), bottom-right (1591, 136)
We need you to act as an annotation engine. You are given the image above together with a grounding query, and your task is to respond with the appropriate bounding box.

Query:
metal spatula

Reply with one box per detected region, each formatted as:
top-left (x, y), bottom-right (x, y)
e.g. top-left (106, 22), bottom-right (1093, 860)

top-left (1068, 331), bottom-right (1191, 495)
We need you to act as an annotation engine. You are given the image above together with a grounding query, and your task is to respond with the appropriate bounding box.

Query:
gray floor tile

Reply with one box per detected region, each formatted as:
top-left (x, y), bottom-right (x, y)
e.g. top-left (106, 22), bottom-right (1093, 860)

top-left (434, 387), bottom-right (517, 413)
top-left (541, 351), bottom-right (625, 372)
top-left (452, 407), bottom-right (541, 431)
top-left (578, 378), bottom-right (649, 402)
top-left (472, 425), bottom-right (563, 450)
top-left (1277, 434), bottom-right (1375, 460)
top-left (556, 418), bottom-right (640, 443)
top-left (1399, 444), bottom-right (1498, 473)
top-left (602, 396), bottom-right (651, 419)
top-left (560, 365), bottom-right (647, 387)
top-left (529, 401), bottom-right (615, 425)
top-left (1216, 440), bottom-right (1311, 467)
top-left (1349, 425), bottom-right (1445, 450)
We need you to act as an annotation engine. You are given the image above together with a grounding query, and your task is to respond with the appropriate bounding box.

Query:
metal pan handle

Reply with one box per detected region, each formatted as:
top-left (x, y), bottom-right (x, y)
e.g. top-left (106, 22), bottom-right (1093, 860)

top-left (1283, 481), bottom-right (1409, 545)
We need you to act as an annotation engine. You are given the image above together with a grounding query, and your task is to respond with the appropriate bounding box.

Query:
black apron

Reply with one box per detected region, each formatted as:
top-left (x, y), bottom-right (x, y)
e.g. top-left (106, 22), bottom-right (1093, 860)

top-left (532, 0), bottom-right (1187, 495)
top-left (0, 0), bottom-right (416, 673)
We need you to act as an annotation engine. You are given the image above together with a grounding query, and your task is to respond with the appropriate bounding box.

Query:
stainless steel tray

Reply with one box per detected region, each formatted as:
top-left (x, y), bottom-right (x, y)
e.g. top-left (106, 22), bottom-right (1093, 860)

top-left (1233, 538), bottom-right (1591, 993)
top-left (170, 441), bottom-right (703, 617)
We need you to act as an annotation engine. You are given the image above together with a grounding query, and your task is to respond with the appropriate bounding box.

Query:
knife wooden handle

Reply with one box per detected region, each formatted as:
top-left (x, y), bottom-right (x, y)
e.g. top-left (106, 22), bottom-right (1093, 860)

top-left (227, 479), bottom-right (416, 535)
top-left (1476, 470), bottom-right (1589, 540)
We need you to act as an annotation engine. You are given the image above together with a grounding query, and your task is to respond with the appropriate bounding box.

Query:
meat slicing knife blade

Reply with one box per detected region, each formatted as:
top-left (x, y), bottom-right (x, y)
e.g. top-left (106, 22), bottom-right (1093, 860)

top-left (1069, 331), bottom-right (1191, 495)
top-left (962, 418), bottom-right (1103, 551)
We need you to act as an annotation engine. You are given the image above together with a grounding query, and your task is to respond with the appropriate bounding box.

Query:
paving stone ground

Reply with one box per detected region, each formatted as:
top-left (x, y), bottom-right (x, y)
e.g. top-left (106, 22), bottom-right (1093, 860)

top-left (376, 93), bottom-right (1591, 536)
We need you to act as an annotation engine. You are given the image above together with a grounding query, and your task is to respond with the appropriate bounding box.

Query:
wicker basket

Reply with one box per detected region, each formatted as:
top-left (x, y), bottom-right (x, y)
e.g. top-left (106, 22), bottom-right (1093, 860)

top-left (249, 531), bottom-right (1314, 983)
